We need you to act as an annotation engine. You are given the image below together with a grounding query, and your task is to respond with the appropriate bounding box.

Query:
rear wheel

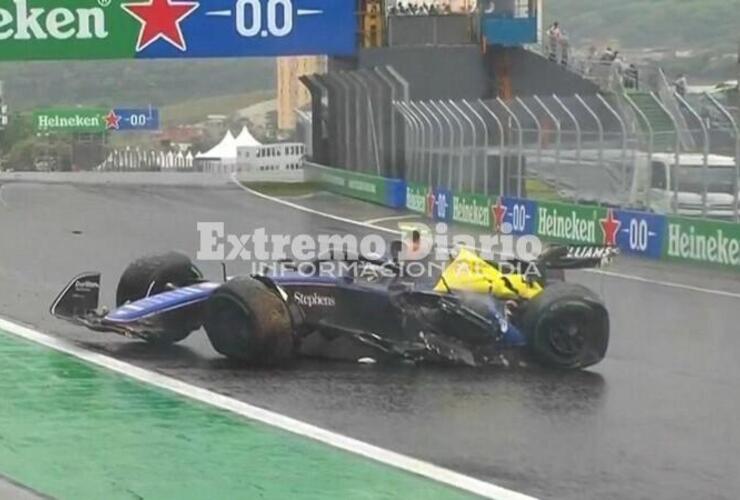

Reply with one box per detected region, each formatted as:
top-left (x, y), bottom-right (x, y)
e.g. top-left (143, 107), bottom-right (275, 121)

top-left (204, 277), bottom-right (294, 365)
top-left (521, 283), bottom-right (609, 369)
top-left (116, 252), bottom-right (203, 345)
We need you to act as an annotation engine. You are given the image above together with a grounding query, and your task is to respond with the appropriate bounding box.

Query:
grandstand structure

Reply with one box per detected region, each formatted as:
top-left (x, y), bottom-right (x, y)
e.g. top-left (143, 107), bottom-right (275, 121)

top-left (299, 0), bottom-right (738, 209)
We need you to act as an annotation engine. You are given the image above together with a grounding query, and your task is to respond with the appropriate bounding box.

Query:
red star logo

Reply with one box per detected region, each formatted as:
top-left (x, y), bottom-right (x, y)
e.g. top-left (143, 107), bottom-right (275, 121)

top-left (491, 197), bottom-right (507, 233)
top-left (105, 110), bottom-right (121, 130)
top-left (599, 209), bottom-right (622, 246)
top-left (122, 0), bottom-right (199, 52)
top-left (425, 188), bottom-right (436, 217)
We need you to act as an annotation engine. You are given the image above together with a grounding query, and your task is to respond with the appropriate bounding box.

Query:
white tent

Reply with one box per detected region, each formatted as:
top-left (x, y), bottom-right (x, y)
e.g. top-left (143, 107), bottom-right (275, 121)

top-left (196, 130), bottom-right (238, 160)
top-left (234, 126), bottom-right (261, 148)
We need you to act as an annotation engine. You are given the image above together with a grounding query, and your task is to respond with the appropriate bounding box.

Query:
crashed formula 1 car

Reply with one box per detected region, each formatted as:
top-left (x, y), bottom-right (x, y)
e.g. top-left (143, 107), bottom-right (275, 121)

top-left (51, 244), bottom-right (616, 370)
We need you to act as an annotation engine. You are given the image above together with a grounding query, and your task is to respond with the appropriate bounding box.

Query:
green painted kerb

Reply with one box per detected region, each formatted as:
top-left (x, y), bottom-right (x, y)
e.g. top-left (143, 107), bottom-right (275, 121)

top-left (0, 329), bottom-right (479, 500)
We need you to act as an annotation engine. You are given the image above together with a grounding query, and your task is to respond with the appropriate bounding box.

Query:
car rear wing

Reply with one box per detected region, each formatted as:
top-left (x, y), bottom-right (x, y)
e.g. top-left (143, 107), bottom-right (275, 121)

top-left (539, 245), bottom-right (619, 270)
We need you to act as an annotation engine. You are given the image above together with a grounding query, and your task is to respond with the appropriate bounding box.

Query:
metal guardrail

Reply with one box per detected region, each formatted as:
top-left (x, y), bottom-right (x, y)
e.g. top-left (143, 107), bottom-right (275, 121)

top-left (393, 92), bottom-right (740, 221)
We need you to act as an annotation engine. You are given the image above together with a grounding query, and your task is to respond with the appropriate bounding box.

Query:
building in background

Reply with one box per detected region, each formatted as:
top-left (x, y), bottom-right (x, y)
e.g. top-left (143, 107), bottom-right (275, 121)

top-left (277, 56), bottom-right (327, 131)
top-left (447, 0), bottom-right (475, 12)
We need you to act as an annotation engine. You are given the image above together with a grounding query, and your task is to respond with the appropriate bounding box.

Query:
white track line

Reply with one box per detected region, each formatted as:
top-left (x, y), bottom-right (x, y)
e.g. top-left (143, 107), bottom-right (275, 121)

top-left (286, 192), bottom-right (324, 201)
top-left (0, 185), bottom-right (8, 208)
top-left (364, 214), bottom-right (421, 225)
top-left (232, 174), bottom-right (401, 236)
top-left (0, 317), bottom-right (535, 500)
top-left (583, 268), bottom-right (740, 299)
top-left (234, 175), bottom-right (740, 300)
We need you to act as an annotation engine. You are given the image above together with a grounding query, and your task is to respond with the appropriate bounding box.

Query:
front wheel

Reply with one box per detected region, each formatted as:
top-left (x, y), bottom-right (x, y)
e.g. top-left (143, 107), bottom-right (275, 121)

top-left (116, 252), bottom-right (203, 345)
top-left (521, 283), bottom-right (609, 369)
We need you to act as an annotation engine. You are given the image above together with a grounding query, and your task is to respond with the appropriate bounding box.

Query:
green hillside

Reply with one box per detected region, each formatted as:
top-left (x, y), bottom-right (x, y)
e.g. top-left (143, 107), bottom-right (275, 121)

top-left (0, 59), bottom-right (275, 111)
top-left (546, 0), bottom-right (740, 52)
top-left (546, 1), bottom-right (740, 79)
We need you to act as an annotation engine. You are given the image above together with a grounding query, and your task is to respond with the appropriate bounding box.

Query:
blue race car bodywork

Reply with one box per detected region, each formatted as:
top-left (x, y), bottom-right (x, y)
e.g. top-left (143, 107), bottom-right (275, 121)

top-left (51, 247), bottom-right (611, 370)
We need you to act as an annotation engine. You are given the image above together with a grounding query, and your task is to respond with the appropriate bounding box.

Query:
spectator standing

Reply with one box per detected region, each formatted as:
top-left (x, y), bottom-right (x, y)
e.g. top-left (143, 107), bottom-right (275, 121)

top-left (600, 47), bottom-right (616, 62)
top-left (674, 74), bottom-right (688, 96)
top-left (559, 28), bottom-right (570, 67)
top-left (546, 22), bottom-right (561, 62)
top-left (625, 64), bottom-right (639, 90)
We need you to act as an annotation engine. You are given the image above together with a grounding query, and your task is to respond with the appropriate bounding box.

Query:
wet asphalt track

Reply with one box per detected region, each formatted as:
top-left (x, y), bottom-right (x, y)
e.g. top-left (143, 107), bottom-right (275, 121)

top-left (1, 179), bottom-right (739, 500)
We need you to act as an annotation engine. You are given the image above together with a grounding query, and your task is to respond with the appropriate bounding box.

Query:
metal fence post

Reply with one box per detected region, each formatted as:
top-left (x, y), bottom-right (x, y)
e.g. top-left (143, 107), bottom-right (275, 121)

top-left (349, 72), bottom-right (375, 174)
top-left (393, 102), bottom-right (416, 182)
top-left (358, 69), bottom-right (385, 176)
top-left (515, 97), bottom-right (543, 183)
top-left (421, 101), bottom-right (445, 188)
top-left (596, 94), bottom-right (629, 197)
top-left (650, 91), bottom-right (682, 215)
top-left (675, 92), bottom-right (710, 218)
top-left (553, 95), bottom-right (582, 170)
top-left (439, 101), bottom-right (466, 192)
top-left (495, 98), bottom-right (524, 198)
top-left (450, 100), bottom-right (478, 194)
top-left (404, 102), bottom-right (427, 185)
top-left (706, 92), bottom-right (740, 222)
top-left (404, 103), bottom-right (423, 183)
top-left (623, 92), bottom-right (655, 210)
top-left (347, 73), bottom-right (366, 172)
top-left (398, 102), bottom-right (422, 184)
top-left (430, 100), bottom-right (456, 191)
top-left (373, 68), bottom-right (396, 175)
top-left (334, 73), bottom-right (354, 170)
top-left (533, 95), bottom-right (562, 194)
top-left (575, 94), bottom-right (604, 202)
top-left (463, 100), bottom-right (491, 195)
top-left (476, 100), bottom-right (505, 197)
top-left (410, 101), bottom-right (435, 186)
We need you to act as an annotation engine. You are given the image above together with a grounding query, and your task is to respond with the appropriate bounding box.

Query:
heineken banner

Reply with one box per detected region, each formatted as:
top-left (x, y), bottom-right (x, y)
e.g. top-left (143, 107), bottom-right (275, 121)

top-left (494, 196), bottom-right (538, 236)
top-left (451, 193), bottom-right (537, 236)
top-left (664, 216), bottom-right (740, 269)
top-left (35, 107), bottom-right (107, 132)
top-left (0, 0), bottom-right (356, 61)
top-left (406, 183), bottom-right (428, 215)
top-left (614, 208), bottom-right (665, 259)
top-left (432, 187), bottom-right (453, 222)
top-left (536, 201), bottom-right (609, 246)
top-left (109, 107), bottom-right (160, 131)
top-left (34, 107), bottom-right (159, 132)
top-left (307, 173), bottom-right (740, 270)
top-left (452, 192), bottom-right (490, 229)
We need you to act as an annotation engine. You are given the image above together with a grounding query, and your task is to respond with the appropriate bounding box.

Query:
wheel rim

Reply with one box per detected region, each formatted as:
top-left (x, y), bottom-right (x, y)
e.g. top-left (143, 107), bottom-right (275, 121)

top-left (547, 317), bottom-right (586, 357)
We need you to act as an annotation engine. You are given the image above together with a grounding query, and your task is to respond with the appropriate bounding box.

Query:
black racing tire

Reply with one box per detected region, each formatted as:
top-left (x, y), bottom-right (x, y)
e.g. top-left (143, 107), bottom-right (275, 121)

top-left (116, 252), bottom-right (204, 345)
top-left (521, 283), bottom-right (609, 370)
top-left (204, 276), bottom-right (294, 365)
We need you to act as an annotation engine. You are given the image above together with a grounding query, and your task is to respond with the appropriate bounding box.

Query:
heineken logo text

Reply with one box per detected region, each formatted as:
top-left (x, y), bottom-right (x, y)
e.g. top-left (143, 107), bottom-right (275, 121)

top-left (406, 187), bottom-right (426, 213)
top-left (453, 196), bottom-right (489, 227)
top-left (668, 223), bottom-right (740, 266)
top-left (538, 207), bottom-right (596, 243)
top-left (0, 0), bottom-right (108, 40)
top-left (38, 114), bottom-right (100, 130)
